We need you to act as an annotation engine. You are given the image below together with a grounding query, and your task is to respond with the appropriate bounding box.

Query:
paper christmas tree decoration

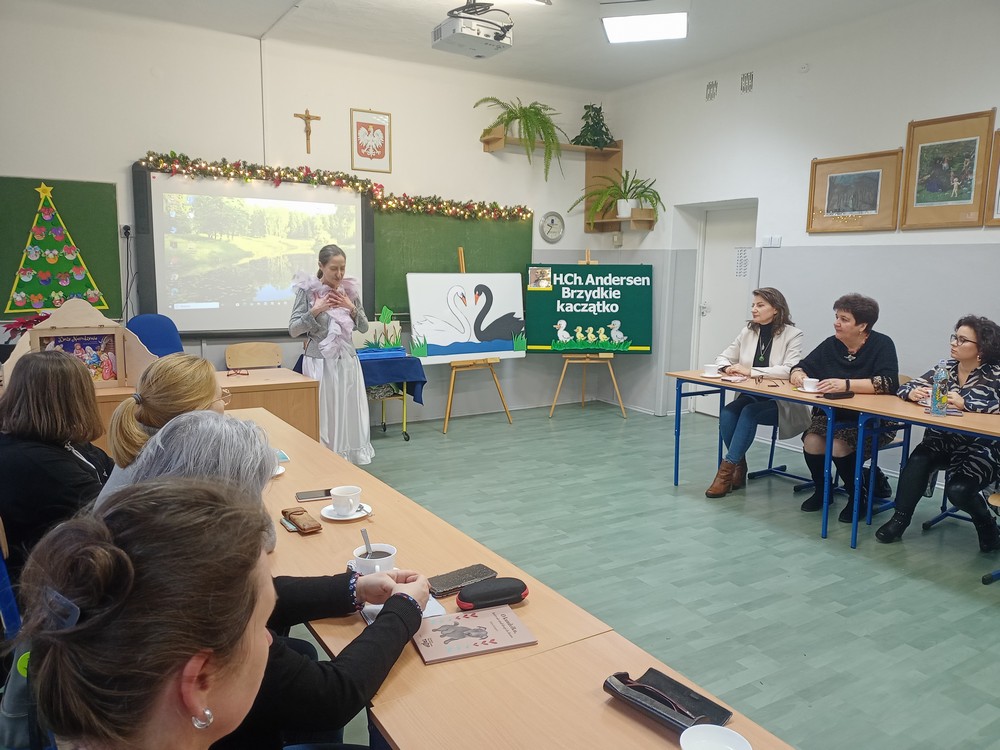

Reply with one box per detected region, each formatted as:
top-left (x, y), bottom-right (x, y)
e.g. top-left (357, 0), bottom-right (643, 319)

top-left (5, 183), bottom-right (107, 314)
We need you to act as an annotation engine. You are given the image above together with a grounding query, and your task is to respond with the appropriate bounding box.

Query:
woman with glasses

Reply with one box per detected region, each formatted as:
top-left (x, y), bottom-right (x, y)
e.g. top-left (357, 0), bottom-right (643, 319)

top-left (101, 353), bottom-right (228, 498)
top-left (875, 315), bottom-right (1000, 550)
top-left (706, 287), bottom-right (811, 498)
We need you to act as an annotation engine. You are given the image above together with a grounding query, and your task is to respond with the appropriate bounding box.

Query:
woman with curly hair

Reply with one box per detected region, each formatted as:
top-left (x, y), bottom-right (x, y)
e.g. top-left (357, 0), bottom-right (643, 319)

top-left (875, 315), bottom-right (1000, 550)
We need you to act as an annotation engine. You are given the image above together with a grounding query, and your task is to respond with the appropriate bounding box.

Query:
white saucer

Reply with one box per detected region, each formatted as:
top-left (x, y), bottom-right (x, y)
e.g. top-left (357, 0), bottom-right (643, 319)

top-left (679, 724), bottom-right (752, 750)
top-left (272, 465), bottom-right (285, 477)
top-left (918, 398), bottom-right (930, 406)
top-left (795, 387), bottom-right (820, 394)
top-left (320, 503), bottom-right (371, 521)
top-left (701, 372), bottom-right (722, 378)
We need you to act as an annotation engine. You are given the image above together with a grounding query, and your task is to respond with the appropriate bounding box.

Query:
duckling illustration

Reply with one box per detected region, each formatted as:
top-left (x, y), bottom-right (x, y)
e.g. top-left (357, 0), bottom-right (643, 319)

top-left (597, 327), bottom-right (609, 342)
top-left (554, 319), bottom-right (572, 342)
top-left (585, 327), bottom-right (597, 343)
top-left (574, 326), bottom-right (585, 342)
top-left (609, 320), bottom-right (626, 343)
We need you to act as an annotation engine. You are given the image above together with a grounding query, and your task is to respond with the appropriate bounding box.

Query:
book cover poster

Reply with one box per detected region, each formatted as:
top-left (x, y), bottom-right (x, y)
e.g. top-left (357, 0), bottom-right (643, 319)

top-left (524, 263), bottom-right (653, 354)
top-left (412, 606), bottom-right (536, 664)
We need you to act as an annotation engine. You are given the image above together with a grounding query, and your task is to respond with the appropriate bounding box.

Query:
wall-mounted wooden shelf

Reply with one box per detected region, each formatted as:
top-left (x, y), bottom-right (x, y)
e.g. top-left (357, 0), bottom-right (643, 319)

top-left (479, 126), bottom-right (621, 157)
top-left (586, 208), bottom-right (656, 234)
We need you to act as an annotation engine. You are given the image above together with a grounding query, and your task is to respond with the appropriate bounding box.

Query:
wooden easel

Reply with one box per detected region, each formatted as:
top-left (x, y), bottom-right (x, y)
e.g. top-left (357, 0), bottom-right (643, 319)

top-left (442, 247), bottom-right (513, 434)
top-left (548, 249), bottom-right (627, 419)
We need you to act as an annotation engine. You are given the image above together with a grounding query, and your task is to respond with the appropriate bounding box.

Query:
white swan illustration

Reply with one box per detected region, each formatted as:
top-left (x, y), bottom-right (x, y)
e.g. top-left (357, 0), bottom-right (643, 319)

top-left (412, 285), bottom-right (473, 346)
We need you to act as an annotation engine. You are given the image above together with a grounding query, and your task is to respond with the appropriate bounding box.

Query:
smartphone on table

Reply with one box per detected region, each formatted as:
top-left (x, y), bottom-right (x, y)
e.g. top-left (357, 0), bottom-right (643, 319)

top-left (295, 488), bottom-right (332, 502)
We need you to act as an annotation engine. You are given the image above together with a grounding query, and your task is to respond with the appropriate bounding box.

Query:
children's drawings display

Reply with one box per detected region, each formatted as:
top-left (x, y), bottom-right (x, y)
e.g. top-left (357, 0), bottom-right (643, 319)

top-left (406, 273), bottom-right (526, 365)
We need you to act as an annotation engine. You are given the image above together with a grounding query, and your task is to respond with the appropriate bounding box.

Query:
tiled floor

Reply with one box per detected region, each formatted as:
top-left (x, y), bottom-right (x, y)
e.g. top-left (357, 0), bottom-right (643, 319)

top-left (353, 403), bottom-right (1000, 750)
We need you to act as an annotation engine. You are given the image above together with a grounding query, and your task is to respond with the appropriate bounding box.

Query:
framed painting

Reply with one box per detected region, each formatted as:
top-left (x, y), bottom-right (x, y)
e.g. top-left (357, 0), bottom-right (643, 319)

top-left (29, 326), bottom-right (124, 388)
top-left (901, 109), bottom-right (996, 230)
top-left (350, 108), bottom-right (391, 173)
top-left (985, 130), bottom-right (1000, 227)
top-left (807, 148), bottom-right (902, 233)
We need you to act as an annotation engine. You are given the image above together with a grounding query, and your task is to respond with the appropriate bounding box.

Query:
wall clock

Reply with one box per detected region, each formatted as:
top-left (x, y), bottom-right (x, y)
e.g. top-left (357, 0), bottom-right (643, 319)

top-left (539, 211), bottom-right (565, 244)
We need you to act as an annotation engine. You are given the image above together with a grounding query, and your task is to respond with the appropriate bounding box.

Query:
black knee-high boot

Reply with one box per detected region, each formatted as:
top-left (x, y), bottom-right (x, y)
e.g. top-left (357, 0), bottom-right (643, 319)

top-left (947, 477), bottom-right (1000, 552)
top-left (800, 452), bottom-right (828, 512)
top-left (875, 448), bottom-right (938, 543)
top-left (832, 453), bottom-right (861, 523)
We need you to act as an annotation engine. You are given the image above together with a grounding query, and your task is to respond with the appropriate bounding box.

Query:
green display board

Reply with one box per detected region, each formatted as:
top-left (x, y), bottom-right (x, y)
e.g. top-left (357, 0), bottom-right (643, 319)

top-left (0, 176), bottom-right (121, 320)
top-left (524, 263), bottom-right (653, 353)
top-left (373, 213), bottom-right (531, 315)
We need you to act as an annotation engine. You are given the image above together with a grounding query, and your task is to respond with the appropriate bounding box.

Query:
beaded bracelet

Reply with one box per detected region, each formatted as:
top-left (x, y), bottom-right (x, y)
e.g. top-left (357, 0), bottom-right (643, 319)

top-left (348, 572), bottom-right (364, 612)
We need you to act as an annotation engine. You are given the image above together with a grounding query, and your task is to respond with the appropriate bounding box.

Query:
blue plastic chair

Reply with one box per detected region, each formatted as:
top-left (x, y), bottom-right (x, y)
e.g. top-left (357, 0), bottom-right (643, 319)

top-left (0, 518), bottom-right (21, 639)
top-left (125, 314), bottom-right (184, 357)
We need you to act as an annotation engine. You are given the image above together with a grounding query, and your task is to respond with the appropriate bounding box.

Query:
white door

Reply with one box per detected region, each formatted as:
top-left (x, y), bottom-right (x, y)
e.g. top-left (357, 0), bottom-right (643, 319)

top-left (693, 207), bottom-right (757, 416)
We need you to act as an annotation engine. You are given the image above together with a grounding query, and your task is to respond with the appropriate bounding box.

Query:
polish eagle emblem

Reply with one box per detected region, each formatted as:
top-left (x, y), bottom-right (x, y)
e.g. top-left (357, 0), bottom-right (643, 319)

top-left (356, 123), bottom-right (386, 160)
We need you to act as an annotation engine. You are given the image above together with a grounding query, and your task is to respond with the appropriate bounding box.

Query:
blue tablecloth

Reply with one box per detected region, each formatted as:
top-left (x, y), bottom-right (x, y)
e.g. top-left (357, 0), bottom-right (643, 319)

top-left (359, 356), bottom-right (427, 405)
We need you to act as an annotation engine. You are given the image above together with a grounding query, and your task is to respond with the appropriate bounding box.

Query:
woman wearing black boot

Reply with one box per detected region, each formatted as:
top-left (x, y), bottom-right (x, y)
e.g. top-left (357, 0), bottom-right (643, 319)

top-left (789, 294), bottom-right (899, 523)
top-left (875, 316), bottom-right (1000, 550)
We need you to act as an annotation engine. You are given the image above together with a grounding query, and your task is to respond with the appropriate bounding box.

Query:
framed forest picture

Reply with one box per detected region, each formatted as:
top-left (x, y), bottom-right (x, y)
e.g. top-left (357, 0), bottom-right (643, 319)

top-left (901, 109), bottom-right (996, 230)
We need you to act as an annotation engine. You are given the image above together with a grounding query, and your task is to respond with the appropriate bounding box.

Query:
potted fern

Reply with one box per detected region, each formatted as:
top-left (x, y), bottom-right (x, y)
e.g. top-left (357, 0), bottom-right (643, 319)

top-left (567, 169), bottom-right (665, 225)
top-left (475, 97), bottom-right (568, 180)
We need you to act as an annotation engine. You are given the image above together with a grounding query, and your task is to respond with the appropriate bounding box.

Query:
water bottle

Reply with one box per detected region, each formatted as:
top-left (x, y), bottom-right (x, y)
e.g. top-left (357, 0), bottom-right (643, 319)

top-left (930, 359), bottom-right (948, 416)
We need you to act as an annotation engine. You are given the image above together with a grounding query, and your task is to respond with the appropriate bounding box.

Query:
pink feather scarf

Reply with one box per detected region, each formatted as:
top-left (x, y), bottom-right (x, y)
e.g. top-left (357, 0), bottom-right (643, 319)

top-left (292, 271), bottom-right (359, 359)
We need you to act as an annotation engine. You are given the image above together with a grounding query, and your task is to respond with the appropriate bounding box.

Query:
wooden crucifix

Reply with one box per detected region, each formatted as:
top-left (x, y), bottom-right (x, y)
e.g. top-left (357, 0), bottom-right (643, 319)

top-left (293, 108), bottom-right (321, 154)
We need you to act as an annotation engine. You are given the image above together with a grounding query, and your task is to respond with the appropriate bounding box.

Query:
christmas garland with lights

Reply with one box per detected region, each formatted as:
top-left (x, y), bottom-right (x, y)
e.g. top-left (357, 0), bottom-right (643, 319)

top-left (140, 151), bottom-right (532, 221)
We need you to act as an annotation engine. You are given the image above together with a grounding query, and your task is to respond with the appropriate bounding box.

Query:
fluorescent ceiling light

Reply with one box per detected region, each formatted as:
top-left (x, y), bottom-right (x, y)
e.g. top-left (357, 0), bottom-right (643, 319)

top-left (602, 12), bottom-right (687, 43)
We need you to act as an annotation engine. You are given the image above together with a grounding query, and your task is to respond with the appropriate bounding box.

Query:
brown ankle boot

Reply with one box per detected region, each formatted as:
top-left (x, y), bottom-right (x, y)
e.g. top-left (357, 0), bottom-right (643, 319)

top-left (706, 460), bottom-right (737, 498)
top-left (732, 458), bottom-right (748, 490)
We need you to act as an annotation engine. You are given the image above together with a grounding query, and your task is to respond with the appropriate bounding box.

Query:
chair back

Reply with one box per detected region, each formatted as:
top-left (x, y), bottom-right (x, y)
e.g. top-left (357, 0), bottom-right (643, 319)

top-left (0, 516), bottom-right (21, 639)
top-left (125, 314), bottom-right (184, 357)
top-left (225, 342), bottom-right (282, 370)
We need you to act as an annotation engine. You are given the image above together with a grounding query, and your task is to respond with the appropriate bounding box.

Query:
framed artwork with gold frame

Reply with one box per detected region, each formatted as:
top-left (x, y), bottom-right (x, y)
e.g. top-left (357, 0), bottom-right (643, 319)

top-left (350, 108), bottom-right (392, 173)
top-left (985, 130), bottom-right (1000, 227)
top-left (29, 326), bottom-right (125, 388)
top-left (807, 148), bottom-right (902, 233)
top-left (901, 109), bottom-right (996, 230)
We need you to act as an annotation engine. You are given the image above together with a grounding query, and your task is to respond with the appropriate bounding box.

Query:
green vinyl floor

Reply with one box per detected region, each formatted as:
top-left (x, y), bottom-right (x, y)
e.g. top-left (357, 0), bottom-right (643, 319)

top-left (356, 404), bottom-right (1000, 750)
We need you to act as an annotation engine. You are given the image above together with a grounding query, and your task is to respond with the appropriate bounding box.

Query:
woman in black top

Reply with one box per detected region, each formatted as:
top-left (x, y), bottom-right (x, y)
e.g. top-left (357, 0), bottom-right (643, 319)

top-left (789, 294), bottom-right (899, 522)
top-left (0, 350), bottom-right (112, 579)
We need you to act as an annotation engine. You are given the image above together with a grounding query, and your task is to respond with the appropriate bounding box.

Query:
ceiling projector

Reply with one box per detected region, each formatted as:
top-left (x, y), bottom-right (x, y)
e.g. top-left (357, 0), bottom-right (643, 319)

top-left (432, 16), bottom-right (513, 58)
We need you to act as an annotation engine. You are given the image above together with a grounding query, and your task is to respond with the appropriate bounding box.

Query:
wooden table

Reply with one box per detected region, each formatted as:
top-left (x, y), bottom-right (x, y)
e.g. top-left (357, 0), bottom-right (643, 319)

top-left (94, 368), bottom-right (318, 450)
top-left (372, 631), bottom-right (795, 749)
top-left (234, 407), bottom-right (795, 748)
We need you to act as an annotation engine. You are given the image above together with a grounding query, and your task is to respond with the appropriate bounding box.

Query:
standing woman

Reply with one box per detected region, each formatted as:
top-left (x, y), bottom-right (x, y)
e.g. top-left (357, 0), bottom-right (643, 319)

top-left (289, 244), bottom-right (373, 465)
top-left (789, 294), bottom-right (899, 521)
top-left (706, 287), bottom-right (811, 497)
top-left (0, 350), bottom-right (113, 579)
top-left (876, 316), bottom-right (1000, 550)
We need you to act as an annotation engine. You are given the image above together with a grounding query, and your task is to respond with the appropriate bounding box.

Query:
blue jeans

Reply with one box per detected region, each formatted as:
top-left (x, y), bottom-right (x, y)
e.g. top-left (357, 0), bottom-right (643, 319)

top-left (720, 394), bottom-right (777, 464)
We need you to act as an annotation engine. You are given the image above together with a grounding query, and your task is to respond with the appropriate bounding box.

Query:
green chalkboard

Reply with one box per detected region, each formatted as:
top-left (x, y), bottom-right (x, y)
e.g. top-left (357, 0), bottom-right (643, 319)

top-left (0, 176), bottom-right (121, 320)
top-left (373, 213), bottom-right (531, 315)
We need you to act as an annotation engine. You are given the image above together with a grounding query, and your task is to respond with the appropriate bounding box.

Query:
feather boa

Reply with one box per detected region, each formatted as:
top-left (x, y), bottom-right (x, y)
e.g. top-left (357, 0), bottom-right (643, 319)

top-left (292, 271), bottom-right (359, 359)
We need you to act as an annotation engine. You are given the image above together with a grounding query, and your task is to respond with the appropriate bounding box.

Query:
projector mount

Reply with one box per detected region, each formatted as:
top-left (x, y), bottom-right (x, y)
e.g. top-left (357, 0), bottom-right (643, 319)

top-left (446, 1), bottom-right (514, 42)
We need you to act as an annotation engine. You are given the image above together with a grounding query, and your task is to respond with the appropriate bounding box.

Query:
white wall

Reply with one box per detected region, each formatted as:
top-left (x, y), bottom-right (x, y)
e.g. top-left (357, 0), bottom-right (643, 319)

top-left (3, 0), bottom-right (999, 425)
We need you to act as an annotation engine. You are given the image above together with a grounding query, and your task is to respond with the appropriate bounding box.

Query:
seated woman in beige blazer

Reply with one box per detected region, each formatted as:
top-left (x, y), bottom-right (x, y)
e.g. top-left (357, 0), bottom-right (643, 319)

top-left (705, 287), bottom-right (811, 498)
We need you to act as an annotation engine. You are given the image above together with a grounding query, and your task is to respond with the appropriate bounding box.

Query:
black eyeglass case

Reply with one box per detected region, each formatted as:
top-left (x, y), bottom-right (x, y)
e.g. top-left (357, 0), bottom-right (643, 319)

top-left (455, 577), bottom-right (528, 610)
top-left (603, 669), bottom-right (733, 733)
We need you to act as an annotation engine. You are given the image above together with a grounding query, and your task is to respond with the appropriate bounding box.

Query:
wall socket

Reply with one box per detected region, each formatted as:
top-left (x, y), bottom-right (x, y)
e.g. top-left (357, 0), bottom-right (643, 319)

top-left (611, 231), bottom-right (623, 248)
top-left (761, 235), bottom-right (782, 248)
top-left (119, 224), bottom-right (132, 239)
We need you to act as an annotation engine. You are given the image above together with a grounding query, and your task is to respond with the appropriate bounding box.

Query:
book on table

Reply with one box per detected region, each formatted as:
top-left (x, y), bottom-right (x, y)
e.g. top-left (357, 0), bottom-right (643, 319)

top-left (412, 605), bottom-right (536, 664)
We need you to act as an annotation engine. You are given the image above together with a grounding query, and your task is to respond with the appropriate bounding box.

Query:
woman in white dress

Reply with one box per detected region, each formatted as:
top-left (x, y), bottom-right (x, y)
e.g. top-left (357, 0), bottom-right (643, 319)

top-left (289, 245), bottom-right (373, 465)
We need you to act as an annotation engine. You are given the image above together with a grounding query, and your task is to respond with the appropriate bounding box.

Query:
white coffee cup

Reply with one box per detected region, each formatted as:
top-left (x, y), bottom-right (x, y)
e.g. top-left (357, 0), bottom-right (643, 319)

top-left (703, 363), bottom-right (719, 376)
top-left (802, 377), bottom-right (820, 392)
top-left (352, 543), bottom-right (397, 575)
top-left (330, 485), bottom-right (362, 517)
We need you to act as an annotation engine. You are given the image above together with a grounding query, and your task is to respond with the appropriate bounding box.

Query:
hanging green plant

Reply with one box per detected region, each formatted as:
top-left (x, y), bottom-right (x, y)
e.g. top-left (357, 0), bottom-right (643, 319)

top-left (570, 104), bottom-right (615, 149)
top-left (474, 97), bottom-right (568, 180)
top-left (567, 169), bottom-right (665, 225)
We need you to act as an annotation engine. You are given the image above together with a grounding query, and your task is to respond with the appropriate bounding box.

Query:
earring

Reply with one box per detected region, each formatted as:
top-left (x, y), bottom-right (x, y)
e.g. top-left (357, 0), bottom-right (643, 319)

top-left (192, 707), bottom-right (214, 730)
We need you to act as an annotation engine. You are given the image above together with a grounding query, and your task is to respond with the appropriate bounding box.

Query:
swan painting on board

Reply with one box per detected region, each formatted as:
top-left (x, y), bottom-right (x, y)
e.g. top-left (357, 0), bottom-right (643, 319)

top-left (407, 273), bottom-right (526, 365)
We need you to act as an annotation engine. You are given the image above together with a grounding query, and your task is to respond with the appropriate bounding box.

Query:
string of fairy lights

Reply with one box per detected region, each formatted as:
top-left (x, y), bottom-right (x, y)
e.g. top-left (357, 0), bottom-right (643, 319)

top-left (139, 151), bottom-right (532, 221)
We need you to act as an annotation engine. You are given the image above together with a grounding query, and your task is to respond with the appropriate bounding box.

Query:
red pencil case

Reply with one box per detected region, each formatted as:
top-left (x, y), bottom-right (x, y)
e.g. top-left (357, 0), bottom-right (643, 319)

top-left (456, 577), bottom-right (528, 610)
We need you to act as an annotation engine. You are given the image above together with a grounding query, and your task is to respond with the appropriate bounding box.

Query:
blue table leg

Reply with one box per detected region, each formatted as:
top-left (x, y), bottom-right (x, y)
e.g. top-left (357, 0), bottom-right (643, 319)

top-left (674, 380), bottom-right (682, 486)
top-left (821, 406), bottom-right (834, 539)
top-left (717, 389), bottom-right (725, 466)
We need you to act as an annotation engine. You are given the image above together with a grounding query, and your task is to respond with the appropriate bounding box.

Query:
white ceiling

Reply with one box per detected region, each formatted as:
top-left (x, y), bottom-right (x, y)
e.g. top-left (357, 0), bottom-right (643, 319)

top-left (45, 0), bottom-right (921, 91)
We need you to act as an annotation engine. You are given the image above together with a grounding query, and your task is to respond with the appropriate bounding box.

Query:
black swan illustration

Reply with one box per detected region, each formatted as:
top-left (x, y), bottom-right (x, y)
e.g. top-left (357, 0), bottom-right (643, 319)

top-left (473, 284), bottom-right (524, 342)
